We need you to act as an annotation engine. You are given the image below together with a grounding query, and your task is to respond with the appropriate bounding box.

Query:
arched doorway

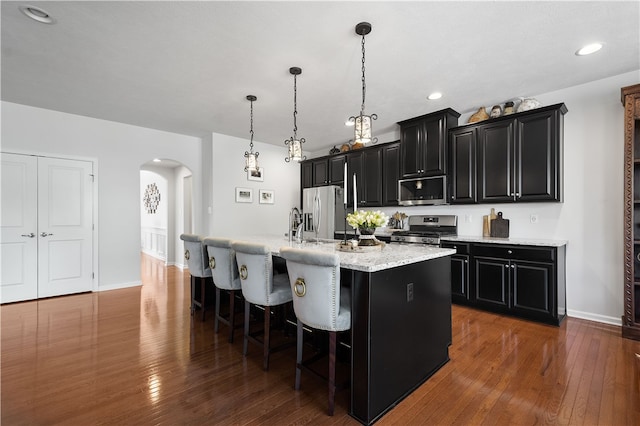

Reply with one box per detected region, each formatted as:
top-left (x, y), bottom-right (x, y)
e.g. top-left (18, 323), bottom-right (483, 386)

top-left (140, 159), bottom-right (193, 267)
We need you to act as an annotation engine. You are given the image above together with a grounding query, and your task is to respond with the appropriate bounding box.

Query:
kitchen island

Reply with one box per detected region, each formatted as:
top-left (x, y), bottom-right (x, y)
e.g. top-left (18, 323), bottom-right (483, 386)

top-left (232, 235), bottom-right (455, 424)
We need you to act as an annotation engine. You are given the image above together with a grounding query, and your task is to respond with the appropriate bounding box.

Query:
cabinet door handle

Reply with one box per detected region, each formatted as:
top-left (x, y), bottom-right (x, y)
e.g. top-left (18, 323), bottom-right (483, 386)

top-left (504, 264), bottom-right (509, 269)
top-left (21, 233), bottom-right (36, 238)
top-left (40, 232), bottom-right (54, 237)
top-left (511, 264), bottom-right (515, 269)
top-left (507, 250), bottom-right (513, 254)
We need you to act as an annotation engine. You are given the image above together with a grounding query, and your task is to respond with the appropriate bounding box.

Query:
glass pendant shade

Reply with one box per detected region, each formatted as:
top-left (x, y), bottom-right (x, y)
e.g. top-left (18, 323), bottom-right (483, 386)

top-left (354, 115), bottom-right (372, 145)
top-left (244, 151), bottom-right (258, 172)
top-left (287, 139), bottom-right (303, 162)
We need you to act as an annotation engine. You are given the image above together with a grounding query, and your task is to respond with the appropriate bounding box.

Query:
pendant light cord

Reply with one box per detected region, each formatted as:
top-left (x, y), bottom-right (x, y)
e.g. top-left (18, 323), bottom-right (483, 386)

top-left (361, 32), bottom-right (366, 115)
top-left (293, 73), bottom-right (298, 140)
top-left (249, 99), bottom-right (254, 153)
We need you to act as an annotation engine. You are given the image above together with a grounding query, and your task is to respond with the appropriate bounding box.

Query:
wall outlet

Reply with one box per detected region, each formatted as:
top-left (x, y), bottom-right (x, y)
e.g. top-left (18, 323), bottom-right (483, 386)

top-left (465, 214), bottom-right (472, 223)
top-left (530, 214), bottom-right (539, 224)
top-left (407, 283), bottom-right (414, 302)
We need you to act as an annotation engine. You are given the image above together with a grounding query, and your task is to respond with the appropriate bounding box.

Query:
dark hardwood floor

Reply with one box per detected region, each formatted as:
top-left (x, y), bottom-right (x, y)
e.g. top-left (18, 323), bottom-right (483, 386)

top-left (2, 254), bottom-right (639, 425)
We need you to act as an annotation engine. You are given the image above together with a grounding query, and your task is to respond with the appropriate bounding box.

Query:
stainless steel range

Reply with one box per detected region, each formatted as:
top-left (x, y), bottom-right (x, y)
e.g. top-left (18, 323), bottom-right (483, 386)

top-left (390, 215), bottom-right (458, 246)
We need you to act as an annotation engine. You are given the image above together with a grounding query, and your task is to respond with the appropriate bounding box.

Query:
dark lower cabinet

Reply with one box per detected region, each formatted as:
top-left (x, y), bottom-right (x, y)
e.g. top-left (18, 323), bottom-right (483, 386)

top-left (441, 242), bottom-right (471, 303)
top-left (443, 240), bottom-right (566, 326)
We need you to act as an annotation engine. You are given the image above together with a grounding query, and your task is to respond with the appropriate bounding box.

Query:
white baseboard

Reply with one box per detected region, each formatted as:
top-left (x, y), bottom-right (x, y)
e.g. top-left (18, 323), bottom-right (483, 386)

top-left (567, 309), bottom-right (622, 327)
top-left (98, 281), bottom-right (141, 292)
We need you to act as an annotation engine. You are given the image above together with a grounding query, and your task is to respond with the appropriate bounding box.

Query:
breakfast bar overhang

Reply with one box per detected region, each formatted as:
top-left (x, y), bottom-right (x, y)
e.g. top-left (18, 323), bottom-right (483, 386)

top-left (245, 237), bottom-right (455, 424)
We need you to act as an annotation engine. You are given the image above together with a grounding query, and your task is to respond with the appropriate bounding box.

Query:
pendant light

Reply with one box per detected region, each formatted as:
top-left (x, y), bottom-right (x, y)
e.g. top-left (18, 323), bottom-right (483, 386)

top-left (244, 95), bottom-right (259, 172)
top-left (284, 67), bottom-right (306, 163)
top-left (348, 22), bottom-right (377, 146)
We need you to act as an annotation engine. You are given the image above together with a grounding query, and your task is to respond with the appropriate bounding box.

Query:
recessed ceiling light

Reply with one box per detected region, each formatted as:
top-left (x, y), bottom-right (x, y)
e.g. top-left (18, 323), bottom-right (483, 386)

top-left (576, 43), bottom-right (603, 56)
top-left (19, 5), bottom-right (56, 24)
top-left (427, 92), bottom-right (443, 100)
top-left (153, 158), bottom-right (162, 163)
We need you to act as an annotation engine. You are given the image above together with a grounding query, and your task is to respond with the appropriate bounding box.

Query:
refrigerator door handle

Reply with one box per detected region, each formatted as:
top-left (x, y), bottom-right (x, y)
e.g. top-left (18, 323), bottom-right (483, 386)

top-left (313, 190), bottom-right (321, 238)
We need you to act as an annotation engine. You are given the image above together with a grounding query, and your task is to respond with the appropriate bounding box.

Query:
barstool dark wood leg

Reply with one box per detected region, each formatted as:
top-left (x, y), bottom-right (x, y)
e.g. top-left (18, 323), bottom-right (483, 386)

top-left (243, 301), bottom-right (250, 356)
top-left (295, 320), bottom-right (303, 390)
top-left (263, 306), bottom-right (271, 371)
top-left (200, 278), bottom-right (206, 321)
top-left (214, 287), bottom-right (221, 333)
top-left (190, 275), bottom-right (196, 316)
top-left (328, 331), bottom-right (337, 416)
top-left (228, 290), bottom-right (236, 343)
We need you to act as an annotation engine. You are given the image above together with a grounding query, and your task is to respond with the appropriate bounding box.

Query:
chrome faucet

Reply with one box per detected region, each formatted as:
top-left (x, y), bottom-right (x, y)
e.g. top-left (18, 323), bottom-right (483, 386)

top-left (295, 222), bottom-right (304, 243)
top-left (289, 207), bottom-right (302, 243)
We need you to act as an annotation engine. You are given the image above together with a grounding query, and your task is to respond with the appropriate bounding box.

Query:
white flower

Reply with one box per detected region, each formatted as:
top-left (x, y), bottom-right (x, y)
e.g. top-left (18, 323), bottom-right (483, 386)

top-left (346, 210), bottom-right (388, 229)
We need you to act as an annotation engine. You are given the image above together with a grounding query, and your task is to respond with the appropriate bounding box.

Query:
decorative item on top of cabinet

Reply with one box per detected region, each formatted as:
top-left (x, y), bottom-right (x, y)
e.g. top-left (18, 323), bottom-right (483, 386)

top-left (329, 145), bottom-right (340, 155)
top-left (621, 83), bottom-right (640, 341)
top-left (490, 105), bottom-right (503, 118)
top-left (516, 97), bottom-right (541, 112)
top-left (504, 101), bottom-right (515, 115)
top-left (468, 107), bottom-right (489, 123)
top-left (340, 143), bottom-right (351, 152)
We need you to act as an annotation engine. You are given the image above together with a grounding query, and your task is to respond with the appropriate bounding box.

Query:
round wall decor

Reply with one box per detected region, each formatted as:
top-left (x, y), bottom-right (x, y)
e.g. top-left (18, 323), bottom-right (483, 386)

top-left (143, 183), bottom-right (161, 213)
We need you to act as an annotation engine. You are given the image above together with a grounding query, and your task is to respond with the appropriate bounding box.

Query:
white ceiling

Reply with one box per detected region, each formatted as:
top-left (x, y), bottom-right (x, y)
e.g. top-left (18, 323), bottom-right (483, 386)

top-left (2, 1), bottom-right (639, 154)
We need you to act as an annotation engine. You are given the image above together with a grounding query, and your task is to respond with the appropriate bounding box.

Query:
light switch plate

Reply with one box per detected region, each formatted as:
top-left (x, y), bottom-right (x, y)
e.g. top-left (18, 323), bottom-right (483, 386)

top-left (530, 214), bottom-right (539, 224)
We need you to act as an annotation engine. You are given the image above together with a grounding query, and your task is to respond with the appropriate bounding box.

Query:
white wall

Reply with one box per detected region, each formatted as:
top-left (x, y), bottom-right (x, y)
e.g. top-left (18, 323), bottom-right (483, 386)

top-left (1, 101), bottom-right (203, 290)
top-left (207, 133), bottom-right (300, 238)
top-left (371, 70), bottom-right (639, 325)
top-left (174, 166), bottom-right (193, 269)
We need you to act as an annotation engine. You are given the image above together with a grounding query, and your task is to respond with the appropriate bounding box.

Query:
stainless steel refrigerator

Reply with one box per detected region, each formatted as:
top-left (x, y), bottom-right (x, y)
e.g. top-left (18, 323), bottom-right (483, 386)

top-left (302, 185), bottom-right (346, 239)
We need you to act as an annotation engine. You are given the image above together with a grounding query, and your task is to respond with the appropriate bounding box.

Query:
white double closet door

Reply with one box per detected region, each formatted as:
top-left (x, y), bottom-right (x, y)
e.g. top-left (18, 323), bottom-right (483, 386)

top-left (1, 153), bottom-right (94, 303)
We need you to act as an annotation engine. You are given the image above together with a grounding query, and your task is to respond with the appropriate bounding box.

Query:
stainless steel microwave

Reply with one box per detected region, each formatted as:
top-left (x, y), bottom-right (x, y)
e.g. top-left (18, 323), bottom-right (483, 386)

top-left (398, 176), bottom-right (447, 206)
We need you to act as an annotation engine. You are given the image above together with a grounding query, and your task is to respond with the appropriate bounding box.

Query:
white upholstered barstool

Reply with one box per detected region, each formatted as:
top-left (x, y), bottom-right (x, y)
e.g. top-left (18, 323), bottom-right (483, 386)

top-left (179, 234), bottom-right (213, 321)
top-left (279, 246), bottom-right (351, 416)
top-left (231, 241), bottom-right (293, 371)
top-left (203, 237), bottom-right (242, 343)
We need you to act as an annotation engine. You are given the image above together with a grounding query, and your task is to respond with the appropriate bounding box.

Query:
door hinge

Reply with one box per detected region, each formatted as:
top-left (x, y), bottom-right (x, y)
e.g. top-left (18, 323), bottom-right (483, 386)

top-left (89, 174), bottom-right (95, 182)
top-left (92, 272), bottom-right (95, 279)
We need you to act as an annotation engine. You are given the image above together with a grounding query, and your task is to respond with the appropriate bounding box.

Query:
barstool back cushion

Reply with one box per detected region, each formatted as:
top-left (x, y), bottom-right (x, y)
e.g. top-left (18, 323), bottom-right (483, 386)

top-left (232, 241), bottom-right (292, 307)
top-left (203, 237), bottom-right (241, 291)
top-left (279, 247), bottom-right (350, 332)
top-left (180, 234), bottom-right (212, 278)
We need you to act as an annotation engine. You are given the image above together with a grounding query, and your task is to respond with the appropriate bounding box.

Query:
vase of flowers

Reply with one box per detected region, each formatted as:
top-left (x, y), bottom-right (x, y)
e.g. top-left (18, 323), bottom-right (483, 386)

top-left (346, 210), bottom-right (388, 246)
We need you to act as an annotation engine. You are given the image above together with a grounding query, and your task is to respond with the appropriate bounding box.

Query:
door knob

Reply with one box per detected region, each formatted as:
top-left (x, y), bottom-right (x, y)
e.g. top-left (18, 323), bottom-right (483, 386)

top-left (21, 233), bottom-right (36, 238)
top-left (40, 232), bottom-right (54, 237)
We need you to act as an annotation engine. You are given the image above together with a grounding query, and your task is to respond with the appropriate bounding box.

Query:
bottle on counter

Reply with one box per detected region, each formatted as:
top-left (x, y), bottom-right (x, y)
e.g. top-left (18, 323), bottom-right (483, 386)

top-left (482, 215), bottom-right (490, 237)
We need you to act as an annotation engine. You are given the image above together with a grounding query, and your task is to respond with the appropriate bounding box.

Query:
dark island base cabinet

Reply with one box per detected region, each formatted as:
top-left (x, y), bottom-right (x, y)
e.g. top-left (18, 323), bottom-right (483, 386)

top-left (349, 256), bottom-right (452, 425)
top-left (442, 241), bottom-right (566, 326)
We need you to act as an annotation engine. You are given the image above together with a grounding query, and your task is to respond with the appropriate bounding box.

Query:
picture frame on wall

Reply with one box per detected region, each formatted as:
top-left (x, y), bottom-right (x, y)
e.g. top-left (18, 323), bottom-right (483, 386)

top-left (259, 189), bottom-right (274, 204)
top-left (235, 187), bottom-right (253, 203)
top-left (247, 167), bottom-right (264, 181)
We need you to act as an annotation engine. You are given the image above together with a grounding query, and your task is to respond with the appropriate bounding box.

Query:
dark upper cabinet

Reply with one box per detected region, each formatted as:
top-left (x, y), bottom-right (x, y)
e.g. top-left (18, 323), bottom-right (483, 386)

top-left (477, 120), bottom-right (515, 202)
top-left (361, 148), bottom-right (383, 206)
top-left (449, 128), bottom-right (477, 204)
top-left (328, 155), bottom-right (346, 185)
top-left (312, 159), bottom-right (328, 187)
top-left (382, 142), bottom-right (400, 206)
top-left (516, 109), bottom-right (563, 201)
top-left (448, 103), bottom-right (567, 204)
top-left (475, 104), bottom-right (566, 203)
top-left (306, 156), bottom-right (346, 187)
top-left (399, 109), bottom-right (460, 178)
top-left (347, 151), bottom-right (363, 206)
top-left (301, 161), bottom-right (313, 189)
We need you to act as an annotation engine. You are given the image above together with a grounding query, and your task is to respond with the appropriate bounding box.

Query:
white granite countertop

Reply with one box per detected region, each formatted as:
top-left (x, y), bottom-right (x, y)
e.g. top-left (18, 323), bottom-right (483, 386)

top-left (231, 235), bottom-right (455, 273)
top-left (334, 227), bottom-right (404, 238)
top-left (442, 235), bottom-right (567, 247)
